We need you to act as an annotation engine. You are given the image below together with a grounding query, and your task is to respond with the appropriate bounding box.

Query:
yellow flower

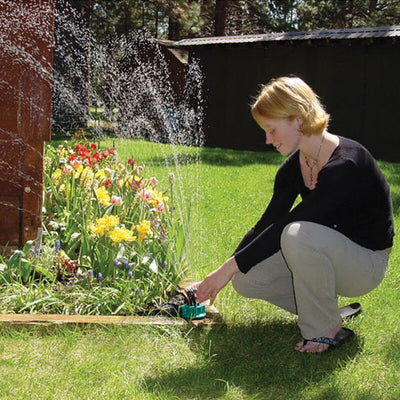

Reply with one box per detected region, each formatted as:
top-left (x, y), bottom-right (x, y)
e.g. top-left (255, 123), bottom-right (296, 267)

top-left (117, 163), bottom-right (125, 173)
top-left (108, 227), bottom-right (136, 243)
top-left (43, 156), bottom-right (52, 170)
top-left (57, 146), bottom-right (67, 158)
top-left (90, 215), bottom-right (120, 236)
top-left (135, 220), bottom-right (152, 243)
top-left (90, 223), bottom-right (105, 236)
top-left (73, 163), bottom-right (83, 178)
top-left (53, 169), bottom-right (62, 185)
top-left (151, 189), bottom-right (164, 207)
top-left (96, 186), bottom-right (110, 206)
top-left (95, 169), bottom-right (106, 181)
top-left (80, 167), bottom-right (94, 189)
top-left (125, 176), bottom-right (133, 188)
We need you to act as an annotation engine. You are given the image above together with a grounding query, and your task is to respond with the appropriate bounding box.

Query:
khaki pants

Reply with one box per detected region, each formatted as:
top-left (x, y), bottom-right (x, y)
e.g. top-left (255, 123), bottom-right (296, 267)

top-left (232, 221), bottom-right (389, 339)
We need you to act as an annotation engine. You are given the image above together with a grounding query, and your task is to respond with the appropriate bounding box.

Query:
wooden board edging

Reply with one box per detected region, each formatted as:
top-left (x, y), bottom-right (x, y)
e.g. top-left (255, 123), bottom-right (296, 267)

top-left (0, 313), bottom-right (185, 326)
top-left (0, 305), bottom-right (224, 327)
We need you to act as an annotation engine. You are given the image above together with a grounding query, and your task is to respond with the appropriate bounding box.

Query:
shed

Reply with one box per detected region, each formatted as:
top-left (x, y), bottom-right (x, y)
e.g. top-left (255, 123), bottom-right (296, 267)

top-left (170, 25), bottom-right (400, 161)
top-left (0, 0), bottom-right (55, 247)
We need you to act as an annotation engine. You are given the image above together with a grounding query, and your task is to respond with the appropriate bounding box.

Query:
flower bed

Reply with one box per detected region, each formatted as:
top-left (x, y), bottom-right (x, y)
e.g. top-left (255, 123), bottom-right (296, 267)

top-left (0, 134), bottom-right (188, 315)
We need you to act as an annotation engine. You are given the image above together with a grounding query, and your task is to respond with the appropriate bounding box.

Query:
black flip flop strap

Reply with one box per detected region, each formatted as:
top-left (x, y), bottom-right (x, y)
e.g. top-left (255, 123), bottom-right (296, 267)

top-left (309, 336), bottom-right (338, 346)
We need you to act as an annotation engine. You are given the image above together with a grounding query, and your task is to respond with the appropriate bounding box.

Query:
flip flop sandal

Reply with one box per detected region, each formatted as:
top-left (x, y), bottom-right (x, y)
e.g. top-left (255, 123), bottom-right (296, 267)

top-left (339, 302), bottom-right (362, 319)
top-left (302, 327), bottom-right (355, 350)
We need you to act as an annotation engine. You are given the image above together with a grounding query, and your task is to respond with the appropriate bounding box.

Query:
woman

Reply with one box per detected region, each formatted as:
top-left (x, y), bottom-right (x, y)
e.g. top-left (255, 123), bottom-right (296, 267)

top-left (193, 76), bottom-right (394, 353)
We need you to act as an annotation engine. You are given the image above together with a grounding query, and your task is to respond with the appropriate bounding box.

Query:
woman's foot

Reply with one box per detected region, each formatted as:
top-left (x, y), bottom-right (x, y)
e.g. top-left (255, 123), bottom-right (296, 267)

top-left (295, 323), bottom-right (343, 353)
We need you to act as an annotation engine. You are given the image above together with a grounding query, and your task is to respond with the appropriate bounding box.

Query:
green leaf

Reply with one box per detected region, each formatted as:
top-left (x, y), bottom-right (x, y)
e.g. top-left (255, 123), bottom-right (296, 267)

top-left (20, 260), bottom-right (33, 281)
top-left (34, 265), bottom-right (55, 282)
top-left (22, 240), bottom-right (34, 255)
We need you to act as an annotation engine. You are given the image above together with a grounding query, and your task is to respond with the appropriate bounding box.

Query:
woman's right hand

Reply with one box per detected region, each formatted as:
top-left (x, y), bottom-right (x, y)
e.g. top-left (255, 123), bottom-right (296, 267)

top-left (191, 256), bottom-right (239, 305)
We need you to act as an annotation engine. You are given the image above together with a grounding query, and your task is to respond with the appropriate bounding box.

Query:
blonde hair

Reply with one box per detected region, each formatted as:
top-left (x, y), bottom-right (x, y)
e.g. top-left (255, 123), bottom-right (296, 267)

top-left (251, 76), bottom-right (330, 136)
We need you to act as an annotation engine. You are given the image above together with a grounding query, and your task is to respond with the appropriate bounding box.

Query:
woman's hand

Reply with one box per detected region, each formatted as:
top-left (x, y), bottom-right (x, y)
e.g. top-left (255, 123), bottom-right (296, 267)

top-left (194, 257), bottom-right (239, 305)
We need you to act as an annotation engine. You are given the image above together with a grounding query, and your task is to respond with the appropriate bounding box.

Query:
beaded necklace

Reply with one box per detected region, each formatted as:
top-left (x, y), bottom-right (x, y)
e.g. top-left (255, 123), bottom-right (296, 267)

top-left (303, 133), bottom-right (326, 189)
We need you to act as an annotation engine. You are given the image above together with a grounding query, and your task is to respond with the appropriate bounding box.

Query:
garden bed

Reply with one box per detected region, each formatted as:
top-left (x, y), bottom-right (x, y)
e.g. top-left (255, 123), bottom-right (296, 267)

top-left (0, 133), bottom-right (190, 317)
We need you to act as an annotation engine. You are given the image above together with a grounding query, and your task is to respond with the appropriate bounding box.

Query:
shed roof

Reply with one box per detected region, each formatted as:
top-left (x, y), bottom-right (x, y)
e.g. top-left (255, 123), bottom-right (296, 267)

top-left (174, 25), bottom-right (400, 47)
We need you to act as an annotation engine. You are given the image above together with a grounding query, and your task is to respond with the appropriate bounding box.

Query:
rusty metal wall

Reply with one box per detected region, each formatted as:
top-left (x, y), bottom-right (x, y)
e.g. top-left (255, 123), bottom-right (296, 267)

top-left (0, 0), bottom-right (55, 246)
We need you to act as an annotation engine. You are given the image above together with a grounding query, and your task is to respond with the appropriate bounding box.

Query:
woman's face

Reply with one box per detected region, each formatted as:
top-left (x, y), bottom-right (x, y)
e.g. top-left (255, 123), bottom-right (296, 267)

top-left (256, 115), bottom-right (302, 156)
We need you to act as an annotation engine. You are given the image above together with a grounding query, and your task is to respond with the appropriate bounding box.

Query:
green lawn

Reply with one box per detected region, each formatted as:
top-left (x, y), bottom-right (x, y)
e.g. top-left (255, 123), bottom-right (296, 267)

top-left (1, 138), bottom-right (400, 400)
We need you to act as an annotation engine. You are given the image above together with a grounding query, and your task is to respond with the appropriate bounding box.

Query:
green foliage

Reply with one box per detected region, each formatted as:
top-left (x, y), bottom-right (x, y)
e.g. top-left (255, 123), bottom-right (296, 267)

top-left (87, 0), bottom-right (400, 42)
top-left (297, 0), bottom-right (400, 30)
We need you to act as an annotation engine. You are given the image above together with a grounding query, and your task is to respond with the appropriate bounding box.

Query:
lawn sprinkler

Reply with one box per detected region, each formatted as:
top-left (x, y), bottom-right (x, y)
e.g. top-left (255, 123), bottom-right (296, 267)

top-left (179, 287), bottom-right (207, 320)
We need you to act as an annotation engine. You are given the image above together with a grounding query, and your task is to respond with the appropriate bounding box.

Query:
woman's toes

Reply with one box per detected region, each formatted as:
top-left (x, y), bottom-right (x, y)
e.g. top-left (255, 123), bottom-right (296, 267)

top-left (295, 340), bottom-right (305, 351)
top-left (301, 341), bottom-right (329, 353)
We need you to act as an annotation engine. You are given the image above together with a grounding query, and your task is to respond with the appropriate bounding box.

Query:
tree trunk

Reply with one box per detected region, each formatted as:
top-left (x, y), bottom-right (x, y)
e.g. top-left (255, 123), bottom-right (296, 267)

top-left (347, 0), bottom-right (354, 27)
top-left (369, 0), bottom-right (377, 15)
top-left (214, 0), bottom-right (227, 36)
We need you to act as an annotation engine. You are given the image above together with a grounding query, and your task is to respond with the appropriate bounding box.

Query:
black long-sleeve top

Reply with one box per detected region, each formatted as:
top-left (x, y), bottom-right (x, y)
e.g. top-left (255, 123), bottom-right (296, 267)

top-left (234, 136), bottom-right (395, 274)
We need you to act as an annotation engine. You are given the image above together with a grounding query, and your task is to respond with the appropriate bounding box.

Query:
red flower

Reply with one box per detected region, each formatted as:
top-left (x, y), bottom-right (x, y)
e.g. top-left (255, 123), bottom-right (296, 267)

top-left (85, 155), bottom-right (92, 167)
top-left (108, 147), bottom-right (114, 154)
top-left (102, 151), bottom-right (109, 158)
top-left (104, 179), bottom-right (112, 189)
top-left (128, 158), bottom-right (136, 166)
top-left (91, 143), bottom-right (97, 150)
top-left (93, 151), bottom-right (101, 163)
top-left (69, 154), bottom-right (77, 162)
top-left (64, 258), bottom-right (79, 274)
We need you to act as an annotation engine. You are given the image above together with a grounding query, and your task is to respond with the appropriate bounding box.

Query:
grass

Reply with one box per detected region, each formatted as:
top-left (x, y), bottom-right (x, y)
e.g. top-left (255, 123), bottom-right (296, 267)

top-left (1, 138), bottom-right (400, 400)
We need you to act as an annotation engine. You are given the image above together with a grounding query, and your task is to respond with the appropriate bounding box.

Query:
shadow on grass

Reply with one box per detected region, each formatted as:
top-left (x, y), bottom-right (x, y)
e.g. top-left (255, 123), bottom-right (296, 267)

top-left (139, 146), bottom-right (284, 168)
top-left (143, 320), bottom-right (363, 399)
top-left (198, 147), bottom-right (284, 167)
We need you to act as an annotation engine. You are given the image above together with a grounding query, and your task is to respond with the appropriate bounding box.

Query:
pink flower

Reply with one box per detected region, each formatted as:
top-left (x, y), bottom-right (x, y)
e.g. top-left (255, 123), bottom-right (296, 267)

top-left (156, 202), bottom-right (165, 215)
top-left (63, 164), bottom-right (73, 175)
top-left (149, 177), bottom-right (158, 186)
top-left (111, 195), bottom-right (123, 206)
top-left (139, 188), bottom-right (153, 201)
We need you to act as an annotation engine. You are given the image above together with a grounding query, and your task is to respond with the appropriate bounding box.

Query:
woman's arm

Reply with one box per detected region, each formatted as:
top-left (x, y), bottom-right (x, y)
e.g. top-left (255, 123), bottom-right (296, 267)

top-left (234, 159), bottom-right (360, 273)
top-left (193, 256), bottom-right (239, 305)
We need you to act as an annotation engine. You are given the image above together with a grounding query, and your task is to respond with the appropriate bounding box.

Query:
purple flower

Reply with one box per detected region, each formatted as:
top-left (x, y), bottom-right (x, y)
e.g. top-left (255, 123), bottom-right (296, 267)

top-left (163, 261), bottom-right (168, 269)
top-left (122, 259), bottom-right (128, 270)
top-left (146, 272), bottom-right (150, 278)
top-left (128, 271), bottom-right (133, 280)
top-left (113, 259), bottom-right (119, 267)
top-left (97, 272), bottom-right (103, 282)
top-left (88, 269), bottom-right (93, 276)
top-left (55, 240), bottom-right (61, 252)
top-left (128, 263), bottom-right (133, 271)
top-left (16, 250), bottom-right (23, 258)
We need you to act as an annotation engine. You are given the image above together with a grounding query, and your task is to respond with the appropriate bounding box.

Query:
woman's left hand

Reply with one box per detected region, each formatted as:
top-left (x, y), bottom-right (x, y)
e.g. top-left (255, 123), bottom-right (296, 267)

top-left (195, 257), bottom-right (239, 305)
